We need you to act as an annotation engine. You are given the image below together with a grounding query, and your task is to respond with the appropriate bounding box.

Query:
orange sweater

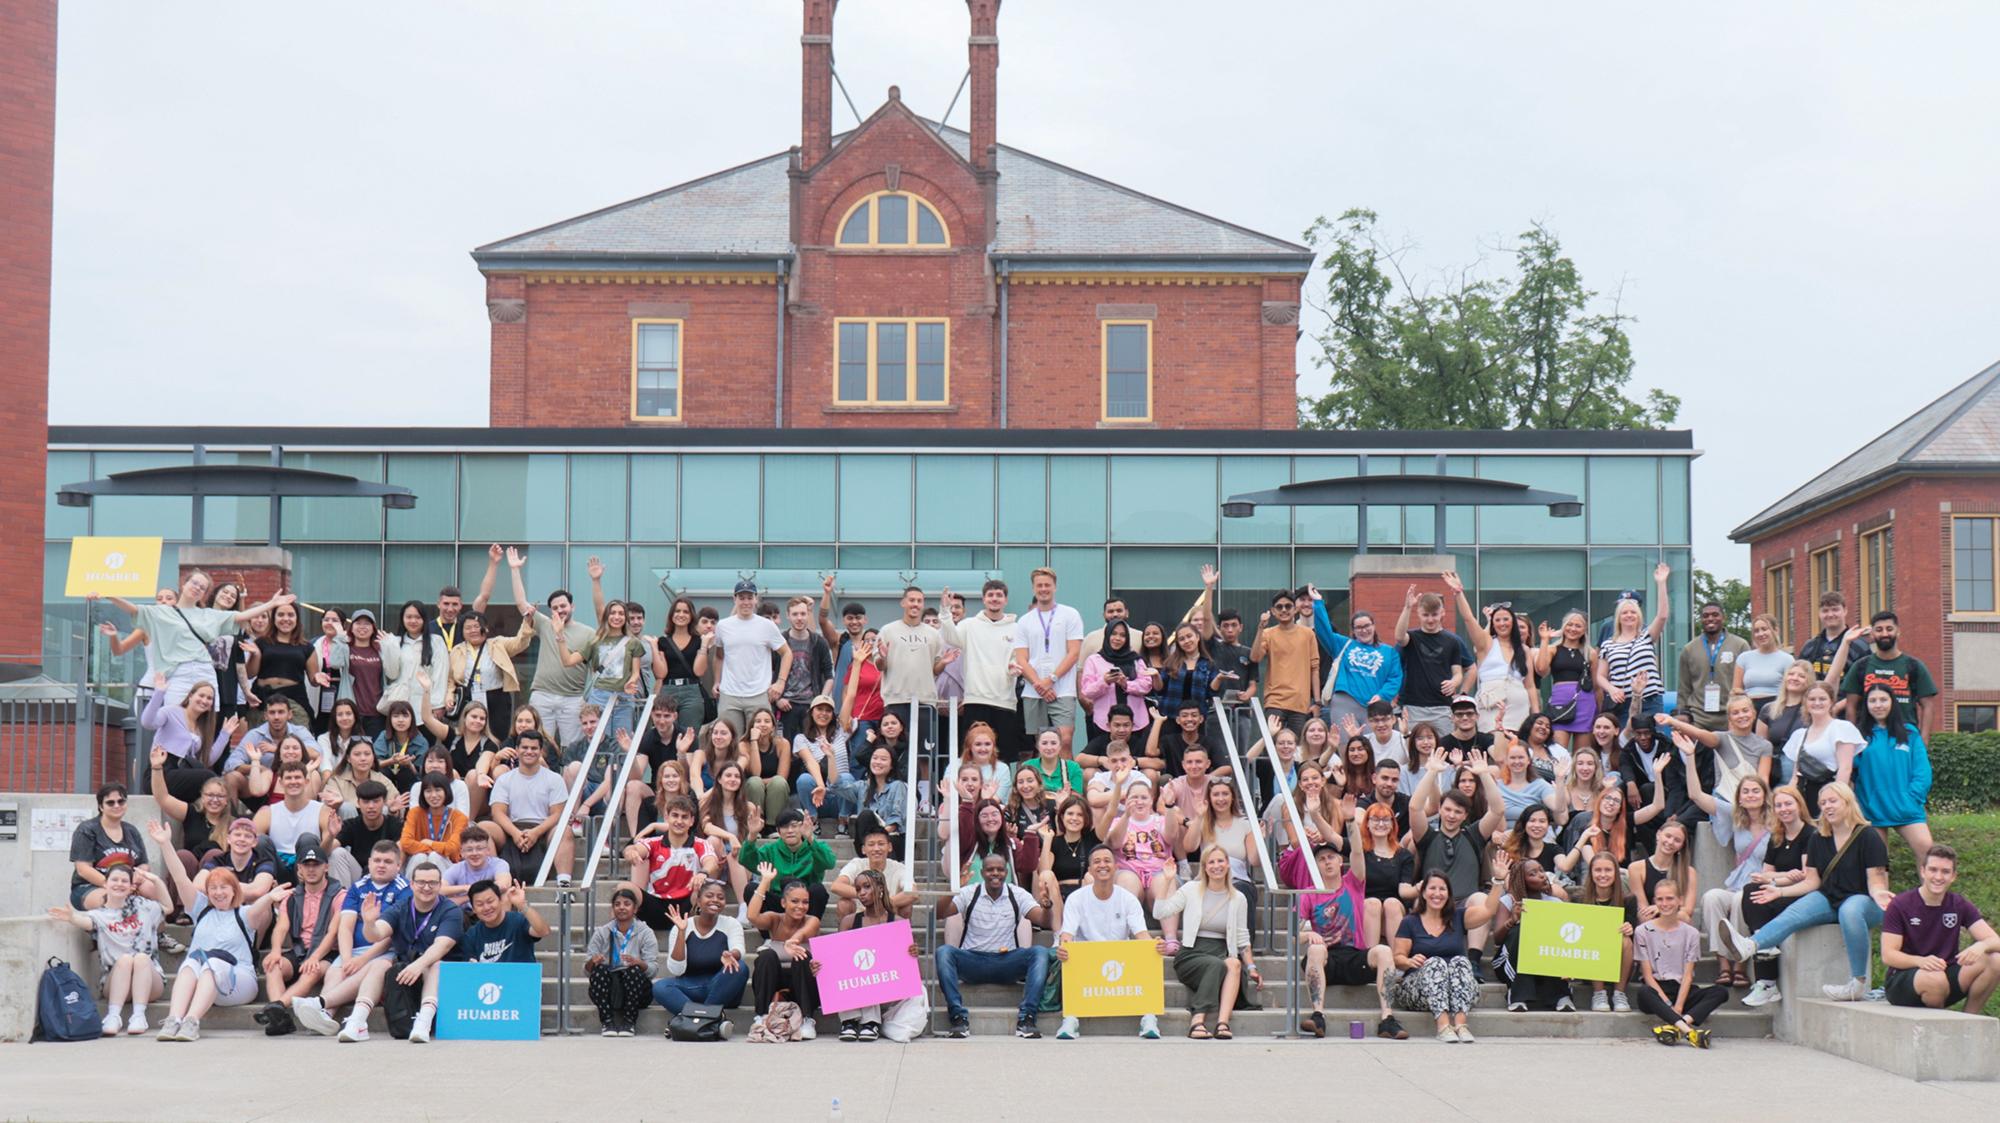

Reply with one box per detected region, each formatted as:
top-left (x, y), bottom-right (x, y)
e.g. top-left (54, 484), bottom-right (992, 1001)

top-left (400, 806), bottom-right (466, 862)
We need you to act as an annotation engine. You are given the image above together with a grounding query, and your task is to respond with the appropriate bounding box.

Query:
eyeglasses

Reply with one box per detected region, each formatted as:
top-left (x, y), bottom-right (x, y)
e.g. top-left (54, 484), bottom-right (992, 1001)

top-left (100, 798), bottom-right (126, 807)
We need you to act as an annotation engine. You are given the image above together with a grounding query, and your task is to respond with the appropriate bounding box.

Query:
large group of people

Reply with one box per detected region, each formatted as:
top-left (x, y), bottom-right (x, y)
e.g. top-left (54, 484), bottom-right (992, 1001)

top-left (50, 555), bottom-right (1994, 1046)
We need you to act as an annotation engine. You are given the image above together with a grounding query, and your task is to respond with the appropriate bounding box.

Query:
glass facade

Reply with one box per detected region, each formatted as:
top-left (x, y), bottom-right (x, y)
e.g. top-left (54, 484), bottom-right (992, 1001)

top-left (42, 444), bottom-right (1697, 661)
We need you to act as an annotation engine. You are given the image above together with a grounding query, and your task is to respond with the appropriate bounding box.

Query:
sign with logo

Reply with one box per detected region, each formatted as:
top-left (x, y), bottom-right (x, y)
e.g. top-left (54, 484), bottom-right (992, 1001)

top-left (64, 537), bottom-right (163, 598)
top-left (808, 919), bottom-right (922, 1015)
top-left (1061, 939), bottom-right (1165, 1017)
top-left (437, 962), bottom-right (541, 1040)
top-left (1517, 900), bottom-right (1625, 983)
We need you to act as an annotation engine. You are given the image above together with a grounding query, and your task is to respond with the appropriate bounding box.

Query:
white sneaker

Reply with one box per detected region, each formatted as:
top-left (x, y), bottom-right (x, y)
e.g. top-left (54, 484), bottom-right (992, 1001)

top-left (1138, 1013), bottom-right (1160, 1039)
top-left (1822, 977), bottom-right (1867, 1002)
top-left (126, 1010), bottom-right (149, 1036)
top-left (1717, 921), bottom-right (1757, 962)
top-left (338, 1017), bottom-right (370, 1042)
top-left (1056, 1016), bottom-right (1081, 1040)
top-left (799, 1019), bottom-right (817, 1041)
top-left (174, 1018), bottom-right (200, 1042)
top-left (102, 1013), bottom-right (124, 1036)
top-left (156, 1016), bottom-right (182, 1041)
top-left (291, 996), bottom-right (341, 1036)
top-left (1555, 995), bottom-right (1577, 1012)
top-left (1590, 991), bottom-right (1610, 1013)
top-left (1455, 1025), bottom-right (1477, 1044)
top-left (557, 873), bottom-right (573, 888)
top-left (1612, 990), bottom-right (1631, 1013)
top-left (410, 1009), bottom-right (433, 1044)
top-left (569, 818), bottom-right (585, 838)
top-left (1743, 980), bottom-right (1782, 1007)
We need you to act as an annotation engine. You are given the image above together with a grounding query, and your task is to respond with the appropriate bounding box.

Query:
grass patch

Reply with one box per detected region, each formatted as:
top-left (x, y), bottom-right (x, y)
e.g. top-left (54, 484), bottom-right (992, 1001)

top-left (1878, 811), bottom-right (2000, 1017)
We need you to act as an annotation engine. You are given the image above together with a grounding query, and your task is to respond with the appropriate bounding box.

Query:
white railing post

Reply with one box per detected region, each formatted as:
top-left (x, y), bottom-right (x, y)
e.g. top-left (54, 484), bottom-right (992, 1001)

top-left (534, 697), bottom-right (613, 887)
top-left (1250, 697), bottom-right (1325, 892)
top-left (904, 697), bottom-right (921, 873)
top-left (946, 702), bottom-right (961, 891)
top-left (1210, 700), bottom-right (1282, 893)
top-left (580, 691), bottom-right (657, 888)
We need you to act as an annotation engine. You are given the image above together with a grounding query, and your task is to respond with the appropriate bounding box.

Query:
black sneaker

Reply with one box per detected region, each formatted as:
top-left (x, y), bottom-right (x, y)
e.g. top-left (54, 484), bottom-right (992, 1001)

top-left (1015, 1015), bottom-right (1041, 1039)
top-left (1376, 1015), bottom-right (1408, 1040)
top-left (858, 1021), bottom-right (881, 1042)
top-left (1301, 1011), bottom-right (1326, 1037)
top-left (255, 1001), bottom-right (296, 1037)
top-left (947, 1015), bottom-right (971, 1039)
top-left (839, 1019), bottom-right (861, 1042)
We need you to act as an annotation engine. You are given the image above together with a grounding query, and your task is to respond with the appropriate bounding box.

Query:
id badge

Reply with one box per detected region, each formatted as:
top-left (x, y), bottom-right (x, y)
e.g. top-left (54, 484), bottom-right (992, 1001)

top-left (1704, 683), bottom-right (1721, 712)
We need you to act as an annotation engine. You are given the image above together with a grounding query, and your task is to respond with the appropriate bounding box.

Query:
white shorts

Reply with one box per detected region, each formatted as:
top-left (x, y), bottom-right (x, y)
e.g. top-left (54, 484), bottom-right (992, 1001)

top-left (164, 661), bottom-right (220, 707)
top-left (179, 952), bottom-right (259, 1006)
top-left (529, 690), bottom-right (586, 746)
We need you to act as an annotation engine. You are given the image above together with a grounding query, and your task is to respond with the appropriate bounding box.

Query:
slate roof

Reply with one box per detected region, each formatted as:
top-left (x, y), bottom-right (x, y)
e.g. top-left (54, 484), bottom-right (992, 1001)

top-left (474, 118), bottom-right (1310, 266)
top-left (1730, 359), bottom-right (2000, 541)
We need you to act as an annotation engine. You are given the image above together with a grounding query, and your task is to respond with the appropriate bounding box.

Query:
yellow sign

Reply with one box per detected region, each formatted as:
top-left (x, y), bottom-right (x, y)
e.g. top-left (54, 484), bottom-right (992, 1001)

top-left (1060, 939), bottom-right (1165, 1017)
top-left (64, 537), bottom-right (164, 598)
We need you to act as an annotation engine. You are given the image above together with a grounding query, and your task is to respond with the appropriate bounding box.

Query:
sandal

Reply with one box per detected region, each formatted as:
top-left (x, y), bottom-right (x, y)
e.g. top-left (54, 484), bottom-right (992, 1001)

top-left (1214, 1023), bottom-right (1233, 1040)
top-left (1187, 1023), bottom-right (1212, 1040)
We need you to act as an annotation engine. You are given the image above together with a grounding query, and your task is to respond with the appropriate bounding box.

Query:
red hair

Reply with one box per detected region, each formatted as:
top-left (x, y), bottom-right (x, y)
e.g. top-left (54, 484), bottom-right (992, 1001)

top-left (203, 867), bottom-right (242, 907)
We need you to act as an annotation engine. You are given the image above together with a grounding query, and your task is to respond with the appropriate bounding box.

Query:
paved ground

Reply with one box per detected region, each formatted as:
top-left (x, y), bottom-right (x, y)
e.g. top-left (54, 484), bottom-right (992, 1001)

top-left (1, 1034), bottom-right (1996, 1121)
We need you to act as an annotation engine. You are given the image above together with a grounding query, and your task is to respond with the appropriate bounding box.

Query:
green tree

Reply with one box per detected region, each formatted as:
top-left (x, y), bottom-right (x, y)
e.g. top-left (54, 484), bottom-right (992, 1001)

top-left (1692, 567), bottom-right (1753, 635)
top-left (1299, 209), bottom-right (1679, 431)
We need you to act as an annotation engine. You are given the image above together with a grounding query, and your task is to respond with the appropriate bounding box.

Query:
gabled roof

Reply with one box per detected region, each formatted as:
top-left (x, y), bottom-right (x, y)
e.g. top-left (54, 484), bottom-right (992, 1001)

top-left (1730, 359), bottom-right (2000, 542)
top-left (473, 113), bottom-right (1312, 268)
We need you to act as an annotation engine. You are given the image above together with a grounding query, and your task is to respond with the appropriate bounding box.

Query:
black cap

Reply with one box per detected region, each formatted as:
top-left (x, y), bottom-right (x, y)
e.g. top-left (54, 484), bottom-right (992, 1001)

top-left (296, 837), bottom-right (326, 864)
top-left (733, 579), bottom-right (758, 596)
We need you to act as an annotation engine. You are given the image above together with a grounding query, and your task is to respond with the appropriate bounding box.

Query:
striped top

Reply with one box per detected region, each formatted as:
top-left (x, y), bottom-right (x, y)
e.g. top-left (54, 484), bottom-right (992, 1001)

top-left (1600, 637), bottom-right (1663, 697)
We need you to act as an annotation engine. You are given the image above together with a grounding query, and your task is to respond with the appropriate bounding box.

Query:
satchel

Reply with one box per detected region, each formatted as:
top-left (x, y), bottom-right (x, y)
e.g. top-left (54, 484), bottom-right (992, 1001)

top-left (668, 1001), bottom-right (733, 1042)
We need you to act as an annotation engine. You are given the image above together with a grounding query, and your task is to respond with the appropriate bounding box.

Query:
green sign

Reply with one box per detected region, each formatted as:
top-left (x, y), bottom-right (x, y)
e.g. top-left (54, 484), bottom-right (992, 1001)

top-left (1516, 900), bottom-right (1625, 983)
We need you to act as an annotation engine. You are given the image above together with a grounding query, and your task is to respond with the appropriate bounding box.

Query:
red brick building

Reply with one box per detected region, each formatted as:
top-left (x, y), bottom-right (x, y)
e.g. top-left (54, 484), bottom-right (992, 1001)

top-left (0, 0), bottom-right (55, 665)
top-left (1731, 359), bottom-right (2000, 732)
top-left (473, 0), bottom-right (1311, 432)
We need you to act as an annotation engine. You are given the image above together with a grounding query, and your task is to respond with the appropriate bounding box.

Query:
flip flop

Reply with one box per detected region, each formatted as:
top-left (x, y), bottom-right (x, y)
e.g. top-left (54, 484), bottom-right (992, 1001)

top-left (1187, 1023), bottom-right (1212, 1040)
top-left (1214, 1023), bottom-right (1234, 1040)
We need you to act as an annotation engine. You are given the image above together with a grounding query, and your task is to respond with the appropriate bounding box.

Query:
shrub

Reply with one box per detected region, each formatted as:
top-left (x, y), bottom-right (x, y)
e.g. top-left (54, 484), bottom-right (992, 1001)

top-left (1928, 731), bottom-right (2000, 811)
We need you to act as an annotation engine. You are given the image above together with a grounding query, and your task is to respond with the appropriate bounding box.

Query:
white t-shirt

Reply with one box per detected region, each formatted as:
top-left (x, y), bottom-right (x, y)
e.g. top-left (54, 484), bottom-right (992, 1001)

top-left (1783, 719), bottom-right (1863, 775)
top-left (951, 882), bottom-right (1041, 954)
top-left (837, 857), bottom-right (911, 899)
top-left (713, 614), bottom-right (787, 698)
top-left (876, 620), bottom-right (942, 704)
top-left (1061, 883), bottom-right (1149, 942)
top-left (1014, 603), bottom-right (1086, 698)
top-left (1087, 770), bottom-right (1151, 801)
top-left (491, 765), bottom-right (569, 824)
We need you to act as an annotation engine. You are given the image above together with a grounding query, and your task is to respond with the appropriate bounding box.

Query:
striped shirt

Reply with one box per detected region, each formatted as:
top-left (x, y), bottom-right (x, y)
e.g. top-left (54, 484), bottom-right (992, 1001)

top-left (1600, 637), bottom-right (1663, 697)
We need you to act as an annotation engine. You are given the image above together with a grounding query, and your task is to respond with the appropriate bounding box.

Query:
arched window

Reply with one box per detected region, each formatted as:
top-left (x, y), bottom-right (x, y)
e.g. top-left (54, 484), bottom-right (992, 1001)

top-left (836, 191), bottom-right (949, 247)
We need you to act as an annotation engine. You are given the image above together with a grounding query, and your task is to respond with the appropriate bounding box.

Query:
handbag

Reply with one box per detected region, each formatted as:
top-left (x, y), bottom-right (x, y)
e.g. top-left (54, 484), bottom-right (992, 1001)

top-left (1546, 681), bottom-right (1581, 726)
top-left (668, 1002), bottom-right (733, 1042)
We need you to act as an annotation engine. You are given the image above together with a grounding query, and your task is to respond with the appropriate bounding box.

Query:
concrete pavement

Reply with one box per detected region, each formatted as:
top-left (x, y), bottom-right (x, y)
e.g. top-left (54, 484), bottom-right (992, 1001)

top-left (1, 1035), bottom-right (1996, 1121)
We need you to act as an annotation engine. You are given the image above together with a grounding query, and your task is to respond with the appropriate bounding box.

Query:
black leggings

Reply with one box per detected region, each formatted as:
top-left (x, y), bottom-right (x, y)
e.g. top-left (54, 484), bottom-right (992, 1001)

top-left (751, 946), bottom-right (819, 1016)
top-left (1631, 980), bottom-right (1727, 1027)
top-left (1740, 891), bottom-right (1787, 983)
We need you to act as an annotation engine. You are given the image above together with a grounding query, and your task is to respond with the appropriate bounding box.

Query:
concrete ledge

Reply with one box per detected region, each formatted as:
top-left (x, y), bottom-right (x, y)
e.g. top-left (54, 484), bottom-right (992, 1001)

top-left (0, 917), bottom-right (95, 1042)
top-left (1789, 997), bottom-right (2000, 1081)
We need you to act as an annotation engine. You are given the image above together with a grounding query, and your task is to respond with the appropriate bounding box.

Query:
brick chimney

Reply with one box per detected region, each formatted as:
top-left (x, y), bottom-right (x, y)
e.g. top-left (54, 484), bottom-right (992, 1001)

top-left (800, 0), bottom-right (836, 168)
top-left (967, 0), bottom-right (1000, 174)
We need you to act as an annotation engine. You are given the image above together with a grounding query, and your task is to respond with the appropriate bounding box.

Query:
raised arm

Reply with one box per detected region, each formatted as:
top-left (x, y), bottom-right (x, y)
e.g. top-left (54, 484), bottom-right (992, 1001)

top-left (816, 574), bottom-right (841, 649)
top-left (1644, 562), bottom-right (1670, 640)
top-left (506, 547), bottom-right (533, 616)
top-left (472, 544), bottom-right (502, 614)
top-left (1390, 584), bottom-right (1418, 648)
top-left (1673, 732), bottom-right (1719, 816)
top-left (1441, 571), bottom-right (1489, 658)
top-left (587, 555), bottom-right (607, 620)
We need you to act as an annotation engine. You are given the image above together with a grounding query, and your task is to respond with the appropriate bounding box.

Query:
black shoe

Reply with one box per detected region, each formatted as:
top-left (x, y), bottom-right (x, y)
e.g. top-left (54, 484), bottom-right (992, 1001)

top-left (947, 1015), bottom-right (971, 1039)
top-left (839, 1019), bottom-right (861, 1042)
top-left (1376, 1015), bottom-right (1408, 1040)
top-left (858, 1022), bottom-right (881, 1042)
top-left (1302, 1011), bottom-right (1326, 1037)
top-left (255, 1001), bottom-right (296, 1037)
top-left (1015, 1015), bottom-right (1041, 1039)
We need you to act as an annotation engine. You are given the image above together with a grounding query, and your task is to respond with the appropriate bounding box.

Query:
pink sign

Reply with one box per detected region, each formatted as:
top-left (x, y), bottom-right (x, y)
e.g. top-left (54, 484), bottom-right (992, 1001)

top-left (808, 919), bottom-right (924, 1014)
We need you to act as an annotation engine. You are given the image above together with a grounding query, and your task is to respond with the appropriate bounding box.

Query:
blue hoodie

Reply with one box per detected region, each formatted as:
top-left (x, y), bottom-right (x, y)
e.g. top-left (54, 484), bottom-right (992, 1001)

top-left (1854, 725), bottom-right (1932, 827)
top-left (1311, 600), bottom-right (1404, 707)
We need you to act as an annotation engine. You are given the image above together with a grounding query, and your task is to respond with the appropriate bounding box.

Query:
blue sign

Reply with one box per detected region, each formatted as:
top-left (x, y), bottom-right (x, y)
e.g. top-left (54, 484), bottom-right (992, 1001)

top-left (437, 962), bottom-right (542, 1040)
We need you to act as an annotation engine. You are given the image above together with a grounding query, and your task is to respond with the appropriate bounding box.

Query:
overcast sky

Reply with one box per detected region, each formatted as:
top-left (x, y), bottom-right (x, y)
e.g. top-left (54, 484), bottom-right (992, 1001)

top-left (47, 1), bottom-right (2000, 578)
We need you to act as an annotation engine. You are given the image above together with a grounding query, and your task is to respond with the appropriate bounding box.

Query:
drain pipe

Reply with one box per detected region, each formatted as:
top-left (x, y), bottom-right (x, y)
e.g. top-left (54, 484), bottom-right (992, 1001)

top-left (774, 260), bottom-right (790, 428)
top-left (996, 257), bottom-right (1009, 429)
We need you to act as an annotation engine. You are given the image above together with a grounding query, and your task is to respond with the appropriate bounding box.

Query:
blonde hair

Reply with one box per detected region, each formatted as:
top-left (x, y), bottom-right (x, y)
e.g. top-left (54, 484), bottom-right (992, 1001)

top-left (1811, 781), bottom-right (1871, 835)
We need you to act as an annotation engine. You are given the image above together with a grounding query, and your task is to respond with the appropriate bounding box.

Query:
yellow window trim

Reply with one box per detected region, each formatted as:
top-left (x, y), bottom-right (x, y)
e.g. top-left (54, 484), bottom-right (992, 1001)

top-left (1807, 542), bottom-right (1840, 612)
top-left (628, 318), bottom-right (684, 423)
top-left (832, 317), bottom-right (951, 406)
top-left (1763, 560), bottom-right (1794, 645)
top-left (1858, 524), bottom-right (1892, 620)
top-left (834, 190), bottom-right (952, 248)
top-left (1951, 514), bottom-right (1999, 613)
top-left (1100, 319), bottom-right (1153, 424)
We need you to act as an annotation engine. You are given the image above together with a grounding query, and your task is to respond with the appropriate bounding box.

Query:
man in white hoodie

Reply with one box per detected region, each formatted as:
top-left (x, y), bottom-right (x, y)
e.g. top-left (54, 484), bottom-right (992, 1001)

top-left (938, 580), bottom-right (1023, 760)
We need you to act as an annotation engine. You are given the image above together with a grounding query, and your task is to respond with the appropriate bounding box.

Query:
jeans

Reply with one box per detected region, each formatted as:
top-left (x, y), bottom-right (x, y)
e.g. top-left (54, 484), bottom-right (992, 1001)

top-left (846, 721), bottom-right (877, 780)
top-left (586, 686), bottom-right (638, 742)
top-left (528, 689), bottom-right (585, 746)
top-left (1751, 890), bottom-right (1885, 978)
top-left (652, 965), bottom-right (749, 1013)
top-left (794, 772), bottom-right (856, 819)
top-left (934, 945), bottom-right (1049, 1021)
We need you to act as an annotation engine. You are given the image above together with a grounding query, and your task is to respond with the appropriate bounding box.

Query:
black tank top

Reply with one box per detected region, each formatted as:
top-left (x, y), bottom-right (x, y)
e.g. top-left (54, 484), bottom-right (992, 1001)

top-left (1549, 644), bottom-right (1589, 685)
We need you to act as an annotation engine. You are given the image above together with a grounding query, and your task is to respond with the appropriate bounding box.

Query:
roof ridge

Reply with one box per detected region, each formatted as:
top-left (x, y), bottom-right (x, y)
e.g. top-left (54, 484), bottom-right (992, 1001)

top-left (1902, 357), bottom-right (2000, 462)
top-left (473, 149), bottom-right (793, 254)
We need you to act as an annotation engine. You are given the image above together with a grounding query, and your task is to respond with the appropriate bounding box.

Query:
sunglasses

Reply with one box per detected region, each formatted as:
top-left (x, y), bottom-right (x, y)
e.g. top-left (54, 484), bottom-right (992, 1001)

top-left (100, 798), bottom-right (127, 806)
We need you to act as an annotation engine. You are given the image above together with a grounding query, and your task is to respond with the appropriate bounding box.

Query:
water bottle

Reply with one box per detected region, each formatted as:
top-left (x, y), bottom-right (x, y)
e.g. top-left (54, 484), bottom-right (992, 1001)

top-left (829, 1097), bottom-right (844, 1122)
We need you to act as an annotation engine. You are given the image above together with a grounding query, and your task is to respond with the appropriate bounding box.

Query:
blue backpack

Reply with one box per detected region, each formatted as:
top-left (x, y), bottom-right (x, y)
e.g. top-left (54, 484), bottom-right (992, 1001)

top-left (32, 957), bottom-right (101, 1042)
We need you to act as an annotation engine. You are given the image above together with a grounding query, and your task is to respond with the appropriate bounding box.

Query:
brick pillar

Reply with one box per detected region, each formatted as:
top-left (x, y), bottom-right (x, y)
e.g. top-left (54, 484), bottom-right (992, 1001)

top-left (179, 547), bottom-right (293, 607)
top-left (966, 0), bottom-right (1001, 173)
top-left (486, 274), bottom-right (528, 425)
top-left (1348, 554), bottom-right (1463, 635)
top-left (0, 0), bottom-right (56, 664)
top-left (800, 0), bottom-right (836, 168)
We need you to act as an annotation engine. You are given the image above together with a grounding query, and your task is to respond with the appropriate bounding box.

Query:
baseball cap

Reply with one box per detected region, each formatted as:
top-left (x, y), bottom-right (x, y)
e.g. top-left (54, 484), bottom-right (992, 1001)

top-left (296, 838), bottom-right (327, 864)
top-left (733, 579), bottom-right (758, 596)
top-left (350, 608), bottom-right (377, 624)
top-left (227, 817), bottom-right (258, 837)
top-left (1617, 588), bottom-right (1644, 604)
top-left (809, 693), bottom-right (836, 711)
top-left (1450, 695), bottom-right (1478, 710)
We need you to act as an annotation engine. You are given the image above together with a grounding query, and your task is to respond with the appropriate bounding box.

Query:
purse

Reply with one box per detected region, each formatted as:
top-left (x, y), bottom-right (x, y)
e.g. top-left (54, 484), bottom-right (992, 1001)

top-left (668, 1002), bottom-right (732, 1042)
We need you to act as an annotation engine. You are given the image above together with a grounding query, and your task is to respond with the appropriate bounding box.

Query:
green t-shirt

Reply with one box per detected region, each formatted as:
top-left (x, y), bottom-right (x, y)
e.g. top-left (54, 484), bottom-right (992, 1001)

top-left (738, 836), bottom-right (838, 887)
top-left (1030, 756), bottom-right (1086, 799)
top-left (1841, 652), bottom-right (1938, 727)
top-left (577, 635), bottom-right (647, 694)
top-left (137, 603), bottom-right (237, 669)
top-left (530, 612), bottom-right (595, 697)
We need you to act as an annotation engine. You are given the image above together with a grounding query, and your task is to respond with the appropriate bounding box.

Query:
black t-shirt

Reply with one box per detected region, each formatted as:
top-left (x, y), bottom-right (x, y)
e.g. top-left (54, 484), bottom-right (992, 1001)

top-left (1049, 831), bottom-right (1099, 884)
top-left (1765, 824), bottom-right (1817, 874)
top-left (69, 818), bottom-right (147, 889)
top-left (1208, 640), bottom-right (1258, 697)
top-left (202, 841), bottom-right (278, 884)
top-left (636, 722), bottom-right (687, 778)
top-left (1362, 847), bottom-right (1415, 901)
top-left (1157, 727), bottom-right (1223, 776)
top-left (1400, 630), bottom-right (1473, 707)
top-left (339, 814), bottom-right (405, 856)
top-left (444, 733), bottom-right (497, 780)
top-left (1356, 791), bottom-right (1412, 838)
top-left (1797, 630), bottom-right (1871, 682)
top-left (1441, 731), bottom-right (1494, 761)
top-left (1809, 827), bottom-right (1888, 906)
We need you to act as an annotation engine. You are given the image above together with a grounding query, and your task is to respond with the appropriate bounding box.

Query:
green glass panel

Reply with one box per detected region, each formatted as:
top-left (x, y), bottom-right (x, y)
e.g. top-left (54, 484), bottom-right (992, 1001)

top-left (1365, 455), bottom-right (1402, 546)
top-left (764, 545), bottom-right (836, 569)
top-left (1587, 457), bottom-right (1659, 545)
top-left (917, 546), bottom-right (994, 570)
top-left (460, 454), bottom-right (565, 543)
top-left (917, 455), bottom-right (994, 542)
top-left (1110, 456), bottom-right (1215, 544)
top-left (1476, 456), bottom-right (1586, 546)
top-left (386, 454), bottom-right (456, 542)
top-left (1661, 458), bottom-right (1690, 546)
top-left (292, 545), bottom-right (383, 610)
top-left (1293, 456), bottom-right (1358, 545)
top-left (92, 451), bottom-right (191, 540)
top-left (839, 455), bottom-right (912, 542)
top-left (1050, 547), bottom-right (1108, 627)
top-left (998, 456), bottom-right (1047, 543)
top-left (45, 451), bottom-right (89, 538)
top-left (876, 194), bottom-right (909, 243)
top-left (282, 452), bottom-right (384, 541)
top-left (566, 547), bottom-right (628, 626)
top-left (1478, 549), bottom-right (1588, 640)
top-left (628, 546), bottom-right (678, 625)
top-left (1220, 457), bottom-right (1290, 544)
top-left (568, 455), bottom-right (627, 541)
top-left (682, 545), bottom-right (758, 569)
top-left (838, 544), bottom-right (912, 570)
top-left (1049, 457), bottom-right (1106, 545)
top-left (681, 455), bottom-right (758, 543)
top-left (996, 547), bottom-right (1047, 609)
top-left (630, 455), bottom-right (677, 542)
top-left (386, 546), bottom-right (458, 608)
top-left (764, 455), bottom-right (836, 542)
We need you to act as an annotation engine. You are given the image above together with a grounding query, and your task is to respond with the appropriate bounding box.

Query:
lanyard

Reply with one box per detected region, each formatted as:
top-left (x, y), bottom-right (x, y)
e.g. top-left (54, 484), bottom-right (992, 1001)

top-left (611, 923), bottom-right (635, 963)
top-left (1035, 608), bottom-right (1054, 653)
top-left (1703, 634), bottom-right (1724, 672)
top-left (429, 809), bottom-right (450, 842)
top-left (408, 901), bottom-right (441, 946)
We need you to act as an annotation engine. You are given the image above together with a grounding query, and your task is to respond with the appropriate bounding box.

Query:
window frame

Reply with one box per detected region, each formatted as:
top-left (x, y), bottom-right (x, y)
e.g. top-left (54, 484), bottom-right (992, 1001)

top-left (833, 190), bottom-right (951, 249)
top-left (1957, 704), bottom-right (1998, 734)
top-left (1952, 514), bottom-right (1999, 615)
top-left (1858, 525), bottom-right (1893, 621)
top-left (1100, 319), bottom-right (1154, 424)
top-left (628, 318), bottom-right (684, 423)
top-left (831, 317), bottom-right (951, 407)
top-left (1808, 543), bottom-right (1840, 619)
top-left (1764, 560), bottom-right (1794, 646)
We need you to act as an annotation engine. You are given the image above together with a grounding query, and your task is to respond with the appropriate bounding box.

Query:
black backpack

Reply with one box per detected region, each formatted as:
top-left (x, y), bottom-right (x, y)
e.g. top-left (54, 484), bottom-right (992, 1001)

top-left (32, 958), bottom-right (101, 1042)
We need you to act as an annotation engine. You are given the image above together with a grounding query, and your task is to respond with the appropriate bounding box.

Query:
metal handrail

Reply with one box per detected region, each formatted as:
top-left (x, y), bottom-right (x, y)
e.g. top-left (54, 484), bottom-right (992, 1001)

top-left (579, 692), bottom-right (658, 888)
top-left (903, 698), bottom-right (922, 872)
top-left (1249, 697), bottom-right (1326, 893)
top-left (533, 697), bottom-right (616, 887)
top-left (944, 704), bottom-right (961, 891)
top-left (1209, 700), bottom-right (1281, 894)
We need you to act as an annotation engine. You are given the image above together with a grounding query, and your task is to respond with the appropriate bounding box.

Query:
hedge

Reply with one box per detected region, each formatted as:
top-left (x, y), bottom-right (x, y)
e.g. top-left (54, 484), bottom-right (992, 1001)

top-left (1928, 731), bottom-right (2000, 811)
